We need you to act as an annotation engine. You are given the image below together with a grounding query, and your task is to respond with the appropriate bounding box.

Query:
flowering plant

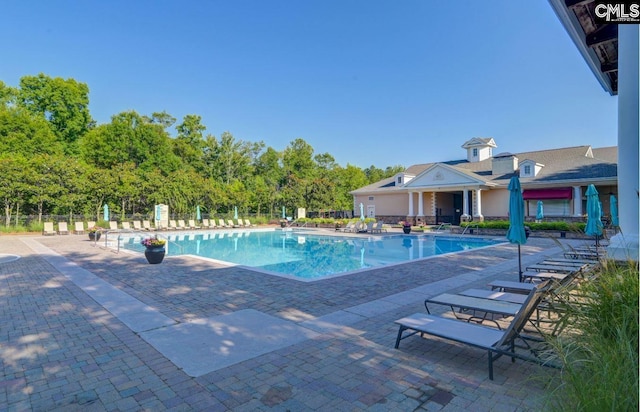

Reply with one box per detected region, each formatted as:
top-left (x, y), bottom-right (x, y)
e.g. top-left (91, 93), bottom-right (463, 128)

top-left (399, 221), bottom-right (412, 227)
top-left (140, 236), bottom-right (166, 248)
top-left (88, 226), bottom-right (102, 233)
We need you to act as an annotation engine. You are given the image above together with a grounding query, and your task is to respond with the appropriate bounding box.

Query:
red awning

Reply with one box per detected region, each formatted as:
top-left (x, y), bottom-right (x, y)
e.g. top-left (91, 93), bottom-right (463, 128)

top-left (522, 188), bottom-right (573, 200)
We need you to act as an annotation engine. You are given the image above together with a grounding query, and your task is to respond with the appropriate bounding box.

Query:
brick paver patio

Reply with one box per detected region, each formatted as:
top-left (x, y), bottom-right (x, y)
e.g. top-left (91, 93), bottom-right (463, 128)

top-left (0, 229), bottom-right (563, 411)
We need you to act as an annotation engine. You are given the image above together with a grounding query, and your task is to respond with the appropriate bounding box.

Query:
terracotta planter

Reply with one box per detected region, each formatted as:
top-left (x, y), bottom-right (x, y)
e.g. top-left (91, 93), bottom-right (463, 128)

top-left (144, 247), bottom-right (165, 264)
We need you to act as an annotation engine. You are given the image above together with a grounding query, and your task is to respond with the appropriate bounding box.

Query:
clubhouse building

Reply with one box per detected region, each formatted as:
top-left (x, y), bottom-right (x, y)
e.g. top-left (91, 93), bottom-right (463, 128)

top-left (351, 138), bottom-right (617, 226)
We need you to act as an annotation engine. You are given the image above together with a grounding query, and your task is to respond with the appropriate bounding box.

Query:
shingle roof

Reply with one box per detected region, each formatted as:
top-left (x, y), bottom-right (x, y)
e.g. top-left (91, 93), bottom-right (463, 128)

top-left (352, 145), bottom-right (617, 194)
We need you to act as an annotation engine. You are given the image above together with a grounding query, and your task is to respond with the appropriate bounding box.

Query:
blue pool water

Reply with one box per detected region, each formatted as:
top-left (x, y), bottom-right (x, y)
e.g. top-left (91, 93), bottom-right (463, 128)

top-left (121, 229), bottom-right (503, 281)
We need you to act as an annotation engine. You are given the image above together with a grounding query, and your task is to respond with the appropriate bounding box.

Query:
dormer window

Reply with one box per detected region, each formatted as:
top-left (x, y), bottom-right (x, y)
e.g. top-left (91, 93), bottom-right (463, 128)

top-left (472, 148), bottom-right (478, 157)
top-left (397, 177), bottom-right (402, 184)
top-left (519, 159), bottom-right (544, 178)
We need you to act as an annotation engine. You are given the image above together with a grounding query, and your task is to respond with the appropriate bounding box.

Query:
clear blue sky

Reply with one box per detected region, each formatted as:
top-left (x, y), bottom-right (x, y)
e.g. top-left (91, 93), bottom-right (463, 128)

top-left (1, 1), bottom-right (617, 169)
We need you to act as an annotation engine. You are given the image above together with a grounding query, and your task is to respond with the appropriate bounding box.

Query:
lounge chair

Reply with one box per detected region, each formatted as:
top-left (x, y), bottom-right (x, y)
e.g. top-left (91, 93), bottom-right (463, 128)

top-left (43, 222), bottom-right (56, 236)
top-left (488, 280), bottom-right (537, 294)
top-left (133, 221), bottom-right (142, 231)
top-left (218, 219), bottom-right (228, 228)
top-left (394, 281), bottom-right (551, 380)
top-left (58, 222), bottom-right (69, 235)
top-left (371, 221), bottom-right (387, 234)
top-left (201, 218), bottom-right (210, 228)
top-left (121, 222), bottom-right (131, 230)
top-left (458, 288), bottom-right (528, 304)
top-left (177, 220), bottom-right (187, 230)
top-left (73, 221), bottom-right (85, 234)
top-left (340, 221), bottom-right (356, 232)
top-left (244, 219), bottom-right (255, 227)
top-left (364, 221), bottom-right (375, 233)
top-left (142, 220), bottom-right (152, 231)
top-left (227, 219), bottom-right (239, 228)
top-left (109, 221), bottom-right (118, 231)
top-left (525, 263), bottom-right (583, 274)
top-left (87, 221), bottom-right (96, 229)
top-left (424, 293), bottom-right (523, 326)
top-left (236, 219), bottom-right (246, 227)
top-left (188, 219), bottom-right (200, 229)
top-left (168, 220), bottom-right (178, 230)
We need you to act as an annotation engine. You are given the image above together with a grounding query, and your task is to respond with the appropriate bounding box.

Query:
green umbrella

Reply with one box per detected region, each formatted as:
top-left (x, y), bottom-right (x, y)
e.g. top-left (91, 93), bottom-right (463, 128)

top-left (536, 201), bottom-right (544, 220)
top-left (610, 195), bottom-right (619, 227)
top-left (506, 177), bottom-right (527, 282)
top-left (585, 184), bottom-right (603, 246)
top-left (103, 204), bottom-right (109, 222)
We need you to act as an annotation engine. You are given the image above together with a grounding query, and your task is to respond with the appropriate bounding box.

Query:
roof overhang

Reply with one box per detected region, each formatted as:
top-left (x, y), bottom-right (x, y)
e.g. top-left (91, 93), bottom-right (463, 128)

top-left (548, 0), bottom-right (619, 95)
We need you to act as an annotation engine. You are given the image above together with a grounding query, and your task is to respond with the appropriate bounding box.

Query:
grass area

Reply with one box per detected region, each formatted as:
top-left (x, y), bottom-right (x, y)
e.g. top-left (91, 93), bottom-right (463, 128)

top-left (545, 261), bottom-right (638, 411)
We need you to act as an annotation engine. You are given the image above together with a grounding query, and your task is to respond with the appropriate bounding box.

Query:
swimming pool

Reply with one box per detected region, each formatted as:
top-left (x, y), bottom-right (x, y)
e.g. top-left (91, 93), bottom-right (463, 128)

top-left (121, 229), bottom-right (503, 281)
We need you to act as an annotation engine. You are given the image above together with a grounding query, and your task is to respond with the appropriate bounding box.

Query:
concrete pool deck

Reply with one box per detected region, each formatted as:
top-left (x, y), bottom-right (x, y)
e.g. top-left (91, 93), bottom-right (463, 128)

top-left (1, 230), bottom-right (572, 410)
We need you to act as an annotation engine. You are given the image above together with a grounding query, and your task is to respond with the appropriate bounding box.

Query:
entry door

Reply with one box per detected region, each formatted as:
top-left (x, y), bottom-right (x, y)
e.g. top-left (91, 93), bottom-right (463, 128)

top-left (367, 205), bottom-right (375, 218)
top-left (452, 193), bottom-right (463, 225)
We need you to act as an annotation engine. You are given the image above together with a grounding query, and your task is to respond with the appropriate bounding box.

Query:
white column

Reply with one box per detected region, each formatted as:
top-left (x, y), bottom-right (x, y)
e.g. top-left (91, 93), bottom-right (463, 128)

top-left (609, 24), bottom-right (639, 261)
top-left (407, 192), bottom-right (414, 216)
top-left (418, 191), bottom-right (424, 216)
top-left (431, 193), bottom-right (437, 218)
top-left (573, 186), bottom-right (582, 216)
top-left (462, 189), bottom-right (469, 217)
top-left (474, 189), bottom-right (484, 221)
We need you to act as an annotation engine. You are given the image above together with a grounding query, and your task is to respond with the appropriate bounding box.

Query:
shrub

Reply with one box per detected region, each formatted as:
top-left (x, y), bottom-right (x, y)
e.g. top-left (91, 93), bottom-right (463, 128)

top-left (545, 262), bottom-right (639, 411)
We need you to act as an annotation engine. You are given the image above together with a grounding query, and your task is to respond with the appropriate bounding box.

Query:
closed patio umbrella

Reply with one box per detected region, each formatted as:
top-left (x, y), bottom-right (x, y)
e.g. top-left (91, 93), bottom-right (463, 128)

top-left (536, 201), bottom-right (544, 220)
top-left (506, 176), bottom-right (527, 282)
top-left (196, 205), bottom-right (201, 221)
top-left (234, 206), bottom-right (238, 220)
top-left (282, 206), bottom-right (286, 219)
top-left (103, 204), bottom-right (109, 222)
top-left (610, 194), bottom-right (619, 227)
top-left (359, 203), bottom-right (365, 221)
top-left (585, 184), bottom-right (603, 247)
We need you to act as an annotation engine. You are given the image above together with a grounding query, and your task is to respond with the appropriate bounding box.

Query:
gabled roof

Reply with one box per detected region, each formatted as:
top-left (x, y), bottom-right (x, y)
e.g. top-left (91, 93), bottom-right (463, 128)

top-left (461, 137), bottom-right (497, 149)
top-left (350, 144), bottom-right (617, 195)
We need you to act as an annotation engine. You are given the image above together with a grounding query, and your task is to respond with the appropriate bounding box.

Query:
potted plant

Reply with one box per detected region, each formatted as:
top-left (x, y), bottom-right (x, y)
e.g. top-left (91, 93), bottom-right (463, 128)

top-left (140, 236), bottom-right (167, 264)
top-left (88, 226), bottom-right (103, 241)
top-left (400, 221), bottom-right (412, 234)
top-left (279, 219), bottom-right (288, 228)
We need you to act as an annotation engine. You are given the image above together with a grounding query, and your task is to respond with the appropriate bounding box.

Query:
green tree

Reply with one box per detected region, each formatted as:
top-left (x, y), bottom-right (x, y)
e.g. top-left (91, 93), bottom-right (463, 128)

top-left (0, 155), bottom-right (30, 225)
top-left (0, 106), bottom-right (62, 156)
top-left (173, 114), bottom-right (206, 172)
top-left (17, 73), bottom-right (93, 151)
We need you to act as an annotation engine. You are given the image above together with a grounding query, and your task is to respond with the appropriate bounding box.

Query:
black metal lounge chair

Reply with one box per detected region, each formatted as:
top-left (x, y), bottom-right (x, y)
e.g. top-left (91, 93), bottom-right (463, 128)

top-left (394, 281), bottom-right (551, 380)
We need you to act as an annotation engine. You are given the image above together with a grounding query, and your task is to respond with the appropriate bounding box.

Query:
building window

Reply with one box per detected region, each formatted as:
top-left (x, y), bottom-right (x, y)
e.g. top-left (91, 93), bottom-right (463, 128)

top-left (397, 177), bottom-right (402, 184)
top-left (472, 148), bottom-right (478, 157)
top-left (368, 196), bottom-right (374, 201)
top-left (523, 165), bottom-right (531, 175)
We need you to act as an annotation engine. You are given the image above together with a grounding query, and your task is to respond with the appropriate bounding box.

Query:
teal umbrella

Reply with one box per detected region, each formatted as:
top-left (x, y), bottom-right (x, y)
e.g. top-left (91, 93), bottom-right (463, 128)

top-left (103, 204), bottom-right (109, 222)
top-left (359, 203), bottom-right (365, 221)
top-left (610, 195), bottom-right (619, 227)
top-left (536, 201), bottom-right (544, 220)
top-left (282, 206), bottom-right (286, 219)
top-left (234, 206), bottom-right (238, 220)
top-left (196, 205), bottom-right (201, 221)
top-left (585, 184), bottom-right (603, 246)
top-left (506, 177), bottom-right (527, 282)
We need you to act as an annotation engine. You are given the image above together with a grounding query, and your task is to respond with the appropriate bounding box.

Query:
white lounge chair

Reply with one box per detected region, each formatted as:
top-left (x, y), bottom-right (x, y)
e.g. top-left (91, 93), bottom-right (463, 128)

top-left (121, 222), bottom-right (131, 230)
top-left (244, 218), bottom-right (255, 227)
top-left (74, 221), bottom-right (85, 234)
top-left (133, 221), bottom-right (142, 230)
top-left (43, 222), bottom-right (56, 236)
top-left (218, 219), bottom-right (228, 228)
top-left (188, 219), bottom-right (200, 229)
top-left (142, 220), bottom-right (152, 231)
top-left (168, 220), bottom-right (178, 230)
top-left (109, 221), bottom-right (118, 231)
top-left (58, 222), bottom-right (69, 235)
top-left (371, 221), bottom-right (387, 234)
top-left (227, 219), bottom-right (239, 228)
top-left (201, 218), bottom-right (211, 228)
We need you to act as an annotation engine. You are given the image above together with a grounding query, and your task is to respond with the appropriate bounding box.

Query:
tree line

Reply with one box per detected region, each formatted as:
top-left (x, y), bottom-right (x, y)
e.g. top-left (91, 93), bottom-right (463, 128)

top-left (0, 73), bottom-right (404, 225)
